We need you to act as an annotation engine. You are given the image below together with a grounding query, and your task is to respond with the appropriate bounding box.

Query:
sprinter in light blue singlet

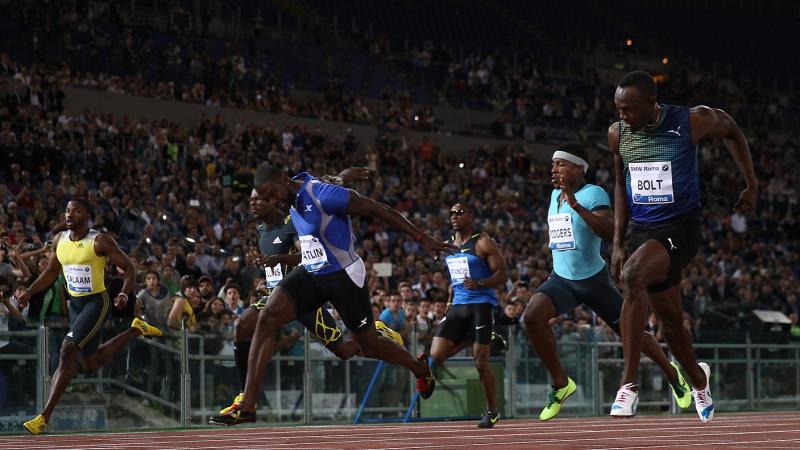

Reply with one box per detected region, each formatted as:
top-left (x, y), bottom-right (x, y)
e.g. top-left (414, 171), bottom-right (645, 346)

top-left (522, 143), bottom-right (686, 422)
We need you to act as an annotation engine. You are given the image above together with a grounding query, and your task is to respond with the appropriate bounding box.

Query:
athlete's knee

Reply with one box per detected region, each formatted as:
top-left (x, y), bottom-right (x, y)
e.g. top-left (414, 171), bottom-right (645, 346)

top-left (523, 296), bottom-right (552, 328)
top-left (620, 261), bottom-right (647, 293)
top-left (474, 358), bottom-right (489, 373)
top-left (255, 308), bottom-right (281, 334)
top-left (60, 341), bottom-right (80, 361)
top-left (235, 312), bottom-right (255, 341)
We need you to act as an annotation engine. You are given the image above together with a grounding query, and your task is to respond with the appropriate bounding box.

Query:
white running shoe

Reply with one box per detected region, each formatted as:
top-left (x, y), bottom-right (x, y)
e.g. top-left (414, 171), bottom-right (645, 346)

top-left (610, 383), bottom-right (639, 417)
top-left (692, 362), bottom-right (714, 423)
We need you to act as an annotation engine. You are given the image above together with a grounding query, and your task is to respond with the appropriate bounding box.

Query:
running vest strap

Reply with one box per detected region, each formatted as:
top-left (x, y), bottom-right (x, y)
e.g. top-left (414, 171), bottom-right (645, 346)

top-left (619, 104), bottom-right (701, 225)
top-left (56, 229), bottom-right (107, 297)
top-left (257, 215), bottom-right (298, 288)
top-left (446, 232), bottom-right (497, 306)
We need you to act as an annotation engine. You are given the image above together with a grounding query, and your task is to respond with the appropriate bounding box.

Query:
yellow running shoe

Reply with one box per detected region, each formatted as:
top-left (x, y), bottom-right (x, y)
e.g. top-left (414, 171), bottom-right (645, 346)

top-left (23, 415), bottom-right (47, 435)
top-left (131, 317), bottom-right (162, 337)
top-left (219, 392), bottom-right (244, 415)
top-left (375, 320), bottom-right (403, 346)
top-left (669, 361), bottom-right (692, 409)
top-left (539, 377), bottom-right (577, 421)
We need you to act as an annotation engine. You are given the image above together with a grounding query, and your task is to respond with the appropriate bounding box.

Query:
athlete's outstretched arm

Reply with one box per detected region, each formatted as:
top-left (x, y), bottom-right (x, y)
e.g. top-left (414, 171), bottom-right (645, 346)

top-left (608, 122), bottom-right (629, 283)
top-left (690, 106), bottom-right (758, 212)
top-left (17, 234), bottom-right (63, 308)
top-left (345, 190), bottom-right (458, 258)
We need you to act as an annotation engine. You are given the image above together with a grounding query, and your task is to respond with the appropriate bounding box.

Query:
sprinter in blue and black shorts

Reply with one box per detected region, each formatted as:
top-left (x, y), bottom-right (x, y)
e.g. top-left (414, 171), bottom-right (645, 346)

top-left (432, 202), bottom-right (508, 428)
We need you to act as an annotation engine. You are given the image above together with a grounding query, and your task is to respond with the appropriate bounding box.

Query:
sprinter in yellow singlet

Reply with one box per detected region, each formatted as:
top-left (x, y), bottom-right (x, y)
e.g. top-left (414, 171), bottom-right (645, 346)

top-left (17, 197), bottom-right (163, 434)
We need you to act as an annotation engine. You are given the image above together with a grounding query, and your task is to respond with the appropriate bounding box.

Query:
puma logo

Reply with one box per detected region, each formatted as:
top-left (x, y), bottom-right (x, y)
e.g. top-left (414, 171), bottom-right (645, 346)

top-left (667, 126), bottom-right (681, 137)
top-left (667, 238), bottom-right (677, 250)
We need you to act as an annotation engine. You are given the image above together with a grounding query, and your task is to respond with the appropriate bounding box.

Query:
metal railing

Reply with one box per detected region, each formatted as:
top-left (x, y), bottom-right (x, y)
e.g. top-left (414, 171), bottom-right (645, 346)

top-left (0, 326), bottom-right (798, 433)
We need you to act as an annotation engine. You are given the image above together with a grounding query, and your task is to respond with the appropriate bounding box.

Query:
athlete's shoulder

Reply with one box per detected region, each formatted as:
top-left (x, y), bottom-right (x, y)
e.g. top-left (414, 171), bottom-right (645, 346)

top-left (607, 121), bottom-right (621, 152)
top-left (582, 184), bottom-right (611, 206)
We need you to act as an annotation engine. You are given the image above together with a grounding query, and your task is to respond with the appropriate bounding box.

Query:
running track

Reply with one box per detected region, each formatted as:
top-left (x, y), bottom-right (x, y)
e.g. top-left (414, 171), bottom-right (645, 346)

top-left (2, 412), bottom-right (799, 449)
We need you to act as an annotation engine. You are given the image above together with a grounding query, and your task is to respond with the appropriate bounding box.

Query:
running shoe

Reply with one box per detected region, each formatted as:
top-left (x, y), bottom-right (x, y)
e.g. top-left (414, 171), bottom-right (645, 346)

top-left (539, 377), bottom-right (577, 421)
top-left (477, 409), bottom-right (500, 428)
top-left (669, 361), bottom-right (692, 409)
top-left (610, 383), bottom-right (639, 418)
top-left (208, 403), bottom-right (256, 426)
top-left (219, 392), bottom-right (244, 415)
top-left (692, 362), bottom-right (714, 423)
top-left (375, 320), bottom-right (404, 346)
top-left (23, 415), bottom-right (47, 435)
top-left (415, 353), bottom-right (436, 399)
top-left (131, 317), bottom-right (162, 337)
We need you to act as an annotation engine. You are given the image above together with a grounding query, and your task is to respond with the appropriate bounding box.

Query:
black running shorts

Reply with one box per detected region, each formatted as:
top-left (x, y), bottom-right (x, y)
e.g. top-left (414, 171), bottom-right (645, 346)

top-left (437, 303), bottom-right (494, 345)
top-left (278, 265), bottom-right (373, 334)
top-left (628, 217), bottom-right (701, 293)
top-left (66, 291), bottom-right (111, 356)
top-left (536, 268), bottom-right (622, 333)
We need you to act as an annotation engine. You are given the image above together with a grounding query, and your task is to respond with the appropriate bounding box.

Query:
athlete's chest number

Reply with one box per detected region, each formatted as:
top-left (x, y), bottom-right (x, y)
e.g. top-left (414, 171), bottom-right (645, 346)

top-left (299, 235), bottom-right (329, 272)
top-left (548, 213), bottom-right (576, 251)
top-left (629, 161), bottom-right (674, 205)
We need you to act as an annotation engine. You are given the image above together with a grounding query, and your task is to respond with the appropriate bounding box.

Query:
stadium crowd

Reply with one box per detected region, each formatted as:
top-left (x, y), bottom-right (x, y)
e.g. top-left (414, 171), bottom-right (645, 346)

top-left (0, 0), bottom-right (799, 412)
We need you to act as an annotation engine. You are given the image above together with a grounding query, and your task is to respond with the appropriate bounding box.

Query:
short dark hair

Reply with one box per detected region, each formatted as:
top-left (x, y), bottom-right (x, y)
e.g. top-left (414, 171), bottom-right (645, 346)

top-left (68, 197), bottom-right (93, 214)
top-left (617, 71), bottom-right (657, 98)
top-left (253, 163), bottom-right (283, 188)
top-left (555, 142), bottom-right (589, 164)
top-left (145, 269), bottom-right (160, 280)
top-left (225, 283), bottom-right (241, 295)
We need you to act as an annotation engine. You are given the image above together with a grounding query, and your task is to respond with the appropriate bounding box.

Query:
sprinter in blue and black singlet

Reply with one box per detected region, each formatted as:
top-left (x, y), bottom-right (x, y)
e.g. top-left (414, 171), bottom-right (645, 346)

top-left (521, 143), bottom-right (689, 422)
top-left (212, 164), bottom-right (456, 425)
top-left (432, 202), bottom-right (508, 428)
top-left (213, 186), bottom-right (404, 422)
top-left (608, 71), bottom-right (758, 422)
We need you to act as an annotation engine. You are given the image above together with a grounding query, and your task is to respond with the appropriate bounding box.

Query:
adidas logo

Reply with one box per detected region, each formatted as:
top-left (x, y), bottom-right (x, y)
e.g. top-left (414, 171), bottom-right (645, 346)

top-left (272, 236), bottom-right (282, 244)
top-left (76, 243), bottom-right (83, 248)
top-left (66, 331), bottom-right (74, 338)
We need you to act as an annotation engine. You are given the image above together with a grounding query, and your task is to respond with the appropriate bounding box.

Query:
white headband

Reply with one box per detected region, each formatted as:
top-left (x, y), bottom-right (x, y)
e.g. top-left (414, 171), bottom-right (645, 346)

top-left (552, 150), bottom-right (589, 173)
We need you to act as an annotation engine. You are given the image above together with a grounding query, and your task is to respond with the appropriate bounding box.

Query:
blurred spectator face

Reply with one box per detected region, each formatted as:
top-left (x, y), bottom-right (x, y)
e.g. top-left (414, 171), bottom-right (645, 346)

top-left (432, 300), bottom-right (447, 318)
top-left (145, 272), bottom-right (159, 290)
top-left (387, 294), bottom-right (401, 312)
top-left (419, 299), bottom-right (431, 319)
top-left (404, 302), bottom-right (418, 320)
top-left (372, 303), bottom-right (381, 321)
top-left (225, 286), bottom-right (241, 308)
top-left (209, 297), bottom-right (224, 314)
top-left (185, 286), bottom-right (200, 307)
top-left (399, 284), bottom-right (414, 301)
top-left (199, 280), bottom-right (214, 297)
top-left (504, 303), bottom-right (517, 318)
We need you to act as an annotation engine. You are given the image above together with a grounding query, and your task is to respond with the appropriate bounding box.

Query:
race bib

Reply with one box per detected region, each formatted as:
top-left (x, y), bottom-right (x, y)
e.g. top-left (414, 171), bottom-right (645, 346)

top-left (264, 264), bottom-right (283, 289)
top-left (446, 256), bottom-right (470, 284)
top-left (64, 264), bottom-right (93, 293)
top-left (548, 213), bottom-right (576, 250)
top-left (629, 161), bottom-right (674, 204)
top-left (299, 235), bottom-right (329, 272)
